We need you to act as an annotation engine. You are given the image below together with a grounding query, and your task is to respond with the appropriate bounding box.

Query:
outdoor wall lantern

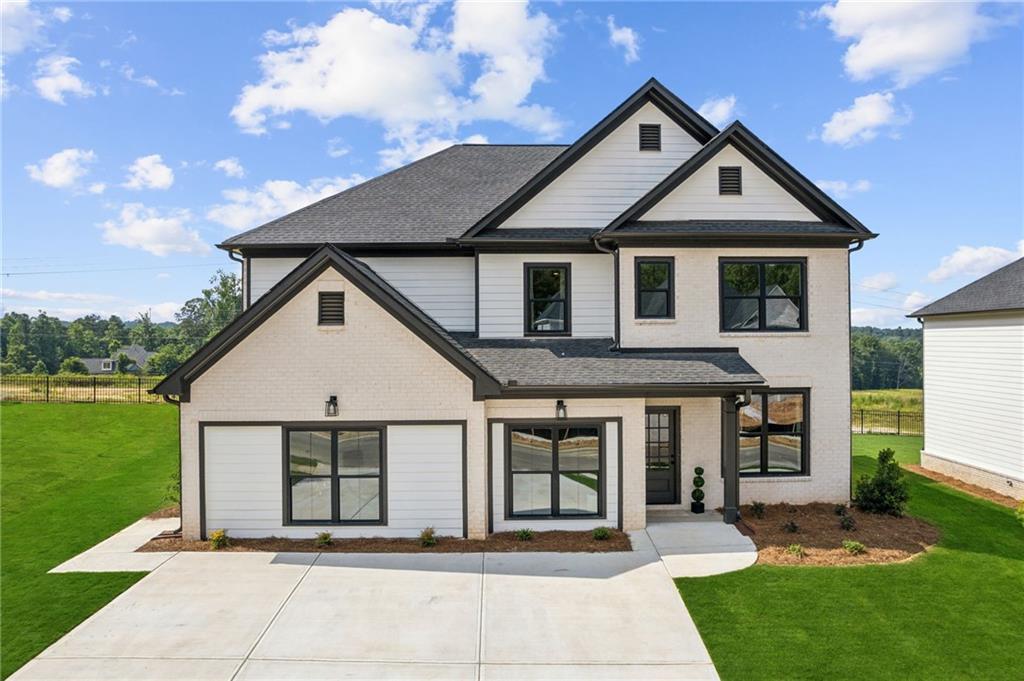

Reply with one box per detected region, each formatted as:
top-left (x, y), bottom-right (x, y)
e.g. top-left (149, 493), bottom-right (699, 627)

top-left (325, 395), bottom-right (339, 417)
top-left (555, 399), bottom-right (567, 420)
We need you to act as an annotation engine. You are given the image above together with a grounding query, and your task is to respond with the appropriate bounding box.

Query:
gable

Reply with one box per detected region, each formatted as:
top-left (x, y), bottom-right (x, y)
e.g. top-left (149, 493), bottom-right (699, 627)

top-left (498, 102), bottom-right (703, 230)
top-left (641, 143), bottom-right (819, 222)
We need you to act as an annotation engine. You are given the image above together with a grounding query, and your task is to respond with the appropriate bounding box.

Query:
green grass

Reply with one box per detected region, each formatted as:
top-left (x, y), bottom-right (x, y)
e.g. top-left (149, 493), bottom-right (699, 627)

top-left (852, 388), bottom-right (923, 412)
top-left (677, 434), bottom-right (1024, 680)
top-left (0, 404), bottom-right (178, 678)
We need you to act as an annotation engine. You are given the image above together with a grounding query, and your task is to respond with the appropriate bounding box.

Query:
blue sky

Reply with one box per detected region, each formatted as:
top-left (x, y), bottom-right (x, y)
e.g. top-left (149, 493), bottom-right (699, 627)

top-left (2, 1), bottom-right (1021, 327)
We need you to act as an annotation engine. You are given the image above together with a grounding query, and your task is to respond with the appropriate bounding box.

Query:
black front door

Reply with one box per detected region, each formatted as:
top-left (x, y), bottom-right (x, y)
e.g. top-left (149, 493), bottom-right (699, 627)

top-left (645, 407), bottom-right (679, 504)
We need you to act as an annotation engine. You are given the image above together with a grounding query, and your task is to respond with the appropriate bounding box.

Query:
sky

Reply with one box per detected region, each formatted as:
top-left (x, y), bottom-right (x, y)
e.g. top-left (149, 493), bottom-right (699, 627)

top-left (2, 1), bottom-right (1022, 328)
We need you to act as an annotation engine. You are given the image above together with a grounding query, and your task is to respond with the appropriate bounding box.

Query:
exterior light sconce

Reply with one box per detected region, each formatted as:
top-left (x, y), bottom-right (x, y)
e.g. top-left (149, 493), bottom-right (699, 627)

top-left (325, 395), bottom-right (339, 417)
top-left (555, 399), bottom-right (567, 420)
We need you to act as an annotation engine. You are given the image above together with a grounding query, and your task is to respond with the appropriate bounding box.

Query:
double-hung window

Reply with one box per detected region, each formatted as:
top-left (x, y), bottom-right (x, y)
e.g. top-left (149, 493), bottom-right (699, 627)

top-left (720, 259), bottom-right (806, 331)
top-left (635, 258), bottom-right (674, 318)
top-left (739, 391), bottom-right (808, 476)
top-left (524, 264), bottom-right (570, 335)
top-left (286, 428), bottom-right (384, 524)
top-left (507, 424), bottom-right (602, 518)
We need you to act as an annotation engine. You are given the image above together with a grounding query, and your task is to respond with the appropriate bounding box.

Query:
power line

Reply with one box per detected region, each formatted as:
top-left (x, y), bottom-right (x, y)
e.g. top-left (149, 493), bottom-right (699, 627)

top-left (1, 263), bottom-right (231, 276)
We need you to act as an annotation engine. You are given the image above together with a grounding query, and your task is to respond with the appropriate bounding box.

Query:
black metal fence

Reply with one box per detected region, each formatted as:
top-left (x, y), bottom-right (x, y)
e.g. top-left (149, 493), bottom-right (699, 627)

top-left (851, 409), bottom-right (922, 436)
top-left (0, 375), bottom-right (165, 404)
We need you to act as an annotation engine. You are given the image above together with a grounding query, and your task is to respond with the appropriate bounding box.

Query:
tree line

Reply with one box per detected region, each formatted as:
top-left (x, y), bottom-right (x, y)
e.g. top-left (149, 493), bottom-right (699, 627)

top-left (851, 326), bottom-right (922, 390)
top-left (1, 271), bottom-right (241, 376)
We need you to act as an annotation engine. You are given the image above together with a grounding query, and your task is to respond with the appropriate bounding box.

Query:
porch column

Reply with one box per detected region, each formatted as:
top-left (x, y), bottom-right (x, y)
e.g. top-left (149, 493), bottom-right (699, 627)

top-left (722, 397), bottom-right (740, 524)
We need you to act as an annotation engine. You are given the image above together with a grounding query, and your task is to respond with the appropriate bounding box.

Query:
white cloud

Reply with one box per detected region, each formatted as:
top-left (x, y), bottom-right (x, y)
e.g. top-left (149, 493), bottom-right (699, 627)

top-left (851, 290), bottom-right (931, 326)
top-left (927, 241), bottom-right (1024, 283)
top-left (2, 1), bottom-right (48, 55)
top-left (606, 15), bottom-right (640, 63)
top-left (98, 203), bottom-right (210, 256)
top-left (379, 133), bottom-right (487, 171)
top-left (1, 288), bottom-right (119, 304)
top-left (51, 6), bottom-right (72, 23)
top-left (206, 175), bottom-right (367, 232)
top-left (815, 178), bottom-right (871, 198)
top-left (213, 157), bottom-right (245, 178)
top-left (858, 272), bottom-right (898, 292)
top-left (813, 1), bottom-right (1009, 88)
top-left (120, 64), bottom-right (158, 88)
top-left (25, 147), bottom-right (96, 189)
top-left (33, 54), bottom-right (95, 104)
top-left (326, 137), bottom-right (350, 159)
top-left (87, 182), bottom-right (106, 194)
top-left (156, 272), bottom-right (171, 279)
top-left (1, 288), bottom-right (181, 323)
top-left (123, 154), bottom-right (174, 190)
top-left (230, 2), bottom-right (560, 168)
top-left (820, 91), bottom-right (910, 147)
top-left (697, 95), bottom-right (737, 128)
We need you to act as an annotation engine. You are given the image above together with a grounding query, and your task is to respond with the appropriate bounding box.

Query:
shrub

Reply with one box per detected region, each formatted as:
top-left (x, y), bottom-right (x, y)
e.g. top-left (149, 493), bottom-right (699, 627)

top-left (31, 360), bottom-right (48, 375)
top-left (853, 448), bottom-right (910, 516)
top-left (209, 529), bottom-right (229, 550)
top-left (1017, 500), bottom-right (1024, 529)
top-left (782, 519), bottom-right (799, 533)
top-left (514, 528), bottom-right (535, 541)
top-left (420, 527), bottom-right (437, 547)
top-left (786, 544), bottom-right (805, 558)
top-left (842, 539), bottom-right (866, 555)
top-left (58, 357), bottom-right (89, 375)
top-left (834, 504), bottom-right (848, 516)
top-left (315, 531), bottom-right (333, 548)
top-left (592, 526), bottom-right (612, 541)
top-left (840, 514), bottom-right (857, 531)
top-left (750, 501), bottom-right (766, 519)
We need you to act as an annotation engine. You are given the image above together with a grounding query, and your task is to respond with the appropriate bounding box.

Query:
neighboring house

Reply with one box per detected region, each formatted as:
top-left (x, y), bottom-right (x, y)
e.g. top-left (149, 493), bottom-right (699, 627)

top-left (81, 344), bottom-right (153, 374)
top-left (154, 79), bottom-right (876, 541)
top-left (910, 258), bottom-right (1024, 501)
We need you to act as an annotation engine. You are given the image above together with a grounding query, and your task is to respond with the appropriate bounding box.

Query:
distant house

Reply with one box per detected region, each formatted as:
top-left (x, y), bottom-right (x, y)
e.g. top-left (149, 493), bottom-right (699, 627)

top-left (910, 258), bottom-right (1024, 501)
top-left (81, 344), bottom-right (153, 375)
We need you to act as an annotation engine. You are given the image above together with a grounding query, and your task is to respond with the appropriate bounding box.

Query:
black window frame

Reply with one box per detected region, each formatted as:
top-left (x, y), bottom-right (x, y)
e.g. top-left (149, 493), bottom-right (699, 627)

top-left (523, 263), bottom-right (572, 336)
top-left (283, 426), bottom-right (386, 526)
top-left (634, 257), bottom-right (675, 319)
top-left (505, 421), bottom-right (605, 520)
top-left (638, 123), bottom-right (662, 151)
top-left (718, 166), bottom-right (742, 195)
top-left (719, 258), bottom-right (807, 332)
top-left (317, 291), bottom-right (345, 326)
top-left (736, 389), bottom-right (810, 478)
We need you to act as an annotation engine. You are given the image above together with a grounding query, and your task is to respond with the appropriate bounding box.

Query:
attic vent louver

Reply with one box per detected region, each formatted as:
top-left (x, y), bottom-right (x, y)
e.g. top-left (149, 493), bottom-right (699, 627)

top-left (719, 166), bottom-right (742, 195)
top-left (638, 124), bottom-right (661, 151)
top-left (318, 292), bottom-right (345, 326)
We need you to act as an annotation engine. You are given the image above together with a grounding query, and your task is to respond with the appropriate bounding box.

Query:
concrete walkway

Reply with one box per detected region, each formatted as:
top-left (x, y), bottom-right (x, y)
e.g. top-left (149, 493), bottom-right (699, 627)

top-left (640, 512), bottom-right (758, 578)
top-left (49, 517), bottom-right (179, 573)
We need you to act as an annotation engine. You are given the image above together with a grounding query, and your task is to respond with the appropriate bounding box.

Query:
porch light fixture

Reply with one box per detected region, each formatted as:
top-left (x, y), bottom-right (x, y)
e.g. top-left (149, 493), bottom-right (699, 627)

top-left (555, 399), bottom-right (568, 420)
top-left (325, 395), bottom-right (339, 417)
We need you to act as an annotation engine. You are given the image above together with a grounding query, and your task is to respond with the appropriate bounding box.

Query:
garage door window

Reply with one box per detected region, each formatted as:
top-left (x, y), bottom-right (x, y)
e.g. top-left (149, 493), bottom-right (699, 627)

top-left (286, 428), bottom-right (384, 524)
top-left (507, 424), bottom-right (603, 518)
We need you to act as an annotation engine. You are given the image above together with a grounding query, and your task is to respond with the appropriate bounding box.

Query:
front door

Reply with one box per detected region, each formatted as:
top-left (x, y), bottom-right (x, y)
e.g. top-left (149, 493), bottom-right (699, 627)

top-left (645, 407), bottom-right (679, 504)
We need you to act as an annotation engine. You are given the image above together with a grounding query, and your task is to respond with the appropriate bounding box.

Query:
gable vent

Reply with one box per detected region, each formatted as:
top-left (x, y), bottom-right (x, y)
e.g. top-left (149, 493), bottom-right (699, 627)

top-left (719, 166), bottom-right (742, 195)
top-left (318, 292), bottom-right (345, 326)
top-left (638, 124), bottom-right (661, 151)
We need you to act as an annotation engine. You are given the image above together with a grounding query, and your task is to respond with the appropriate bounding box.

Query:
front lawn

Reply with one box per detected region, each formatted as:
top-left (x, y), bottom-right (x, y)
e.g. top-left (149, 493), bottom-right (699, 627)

top-left (678, 435), bottom-right (1024, 680)
top-left (0, 403), bottom-right (178, 679)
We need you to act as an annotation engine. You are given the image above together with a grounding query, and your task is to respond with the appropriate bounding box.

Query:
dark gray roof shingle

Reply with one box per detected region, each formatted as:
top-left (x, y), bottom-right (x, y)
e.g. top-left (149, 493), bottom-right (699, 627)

top-left (220, 145), bottom-right (567, 247)
top-left (615, 220), bottom-right (856, 235)
top-left (911, 257), bottom-right (1024, 317)
top-left (451, 335), bottom-right (765, 387)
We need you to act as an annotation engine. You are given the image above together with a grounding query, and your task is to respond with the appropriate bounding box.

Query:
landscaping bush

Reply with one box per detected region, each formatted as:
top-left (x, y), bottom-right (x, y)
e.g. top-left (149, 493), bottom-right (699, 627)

top-left (514, 528), bottom-right (535, 541)
top-left (782, 520), bottom-right (799, 533)
top-left (420, 527), bottom-right (437, 547)
top-left (853, 448), bottom-right (910, 516)
top-left (592, 526), bottom-right (612, 541)
top-left (840, 514), bottom-right (857, 531)
top-left (842, 539), bottom-right (866, 555)
top-left (786, 544), bottom-right (805, 558)
top-left (750, 501), bottom-right (766, 519)
top-left (209, 529), bottom-right (229, 550)
top-left (834, 504), bottom-right (848, 516)
top-left (691, 466), bottom-right (706, 513)
top-left (315, 531), bottom-right (332, 548)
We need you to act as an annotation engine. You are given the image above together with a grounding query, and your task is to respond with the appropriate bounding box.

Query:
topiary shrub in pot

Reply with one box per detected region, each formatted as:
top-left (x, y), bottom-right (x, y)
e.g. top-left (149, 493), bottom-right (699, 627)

top-left (691, 466), bottom-right (705, 514)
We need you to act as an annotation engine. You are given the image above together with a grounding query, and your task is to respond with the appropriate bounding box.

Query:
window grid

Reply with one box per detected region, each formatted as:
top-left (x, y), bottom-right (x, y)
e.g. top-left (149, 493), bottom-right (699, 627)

top-left (720, 259), bottom-right (806, 332)
top-left (635, 257), bottom-right (675, 319)
top-left (285, 428), bottom-right (384, 525)
top-left (738, 391), bottom-right (808, 477)
top-left (523, 263), bottom-right (571, 336)
top-left (507, 423), bottom-right (603, 519)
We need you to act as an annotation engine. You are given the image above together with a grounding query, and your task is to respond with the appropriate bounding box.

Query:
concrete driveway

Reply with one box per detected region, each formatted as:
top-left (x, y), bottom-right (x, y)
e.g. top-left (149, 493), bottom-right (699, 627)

top-left (15, 545), bottom-right (719, 680)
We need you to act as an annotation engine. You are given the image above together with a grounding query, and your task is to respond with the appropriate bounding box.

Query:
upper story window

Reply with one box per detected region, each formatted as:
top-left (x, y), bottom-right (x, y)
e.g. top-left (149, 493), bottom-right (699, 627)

top-left (719, 166), bottom-right (742, 195)
top-left (638, 123), bottom-right (661, 151)
top-left (524, 264), bottom-right (570, 335)
top-left (720, 259), bottom-right (806, 332)
top-left (635, 257), bottom-right (675, 319)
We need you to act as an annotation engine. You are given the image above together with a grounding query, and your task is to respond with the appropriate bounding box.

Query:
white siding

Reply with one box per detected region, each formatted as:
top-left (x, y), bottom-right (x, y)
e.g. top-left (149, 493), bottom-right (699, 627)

top-left (923, 312), bottom-right (1024, 481)
top-left (477, 253), bottom-right (614, 338)
top-left (642, 144), bottom-right (819, 221)
top-left (499, 102), bottom-right (702, 229)
top-left (248, 256), bottom-right (475, 332)
top-left (491, 420), bottom-right (620, 532)
top-left (203, 424), bottom-right (465, 539)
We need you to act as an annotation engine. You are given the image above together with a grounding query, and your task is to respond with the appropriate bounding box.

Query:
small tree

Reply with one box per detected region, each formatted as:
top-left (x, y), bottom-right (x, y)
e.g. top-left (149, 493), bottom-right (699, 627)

top-left (59, 357), bottom-right (89, 375)
top-left (115, 352), bottom-right (134, 374)
top-left (691, 466), bottom-right (705, 513)
top-left (853, 448), bottom-right (910, 516)
top-left (31, 360), bottom-right (49, 375)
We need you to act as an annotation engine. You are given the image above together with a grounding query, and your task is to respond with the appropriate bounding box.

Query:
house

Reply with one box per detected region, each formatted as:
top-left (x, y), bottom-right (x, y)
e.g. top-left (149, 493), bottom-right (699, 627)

top-left (910, 258), bottom-right (1024, 501)
top-left (154, 79), bottom-right (875, 541)
top-left (81, 344), bottom-right (153, 374)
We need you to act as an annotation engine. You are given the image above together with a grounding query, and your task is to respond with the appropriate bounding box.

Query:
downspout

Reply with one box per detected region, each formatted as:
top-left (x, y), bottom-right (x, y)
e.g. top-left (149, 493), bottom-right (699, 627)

top-left (162, 394), bottom-right (183, 536)
top-left (848, 239), bottom-right (864, 253)
top-left (591, 235), bottom-right (619, 349)
top-left (227, 250), bottom-right (246, 310)
top-left (846, 238), bottom-right (862, 500)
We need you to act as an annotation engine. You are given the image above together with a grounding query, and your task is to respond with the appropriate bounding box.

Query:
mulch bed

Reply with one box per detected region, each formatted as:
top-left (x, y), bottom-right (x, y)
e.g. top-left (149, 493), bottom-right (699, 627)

top-left (138, 529), bottom-right (632, 554)
top-left (738, 502), bottom-right (939, 566)
top-left (904, 464), bottom-right (1019, 509)
top-left (145, 505), bottom-right (181, 520)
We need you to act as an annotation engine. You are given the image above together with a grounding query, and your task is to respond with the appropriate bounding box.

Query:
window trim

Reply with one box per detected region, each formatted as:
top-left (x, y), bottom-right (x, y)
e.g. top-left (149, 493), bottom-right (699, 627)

top-left (634, 257), bottom-right (675, 319)
top-left (504, 421), bottom-right (606, 520)
top-left (718, 257), bottom-right (808, 332)
top-left (736, 389), bottom-right (811, 478)
top-left (523, 262), bottom-right (572, 337)
top-left (282, 425), bottom-right (387, 526)
top-left (101, 359), bottom-right (113, 371)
